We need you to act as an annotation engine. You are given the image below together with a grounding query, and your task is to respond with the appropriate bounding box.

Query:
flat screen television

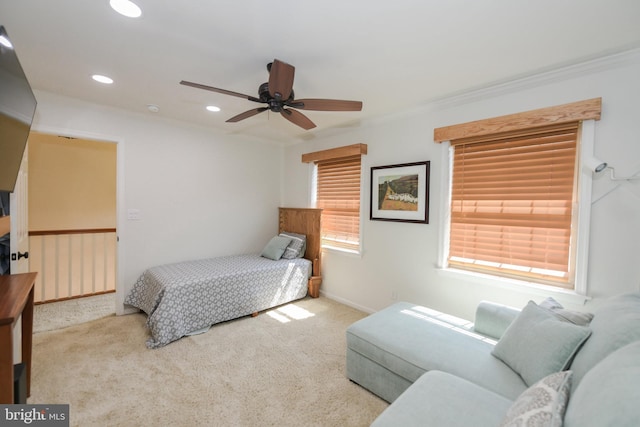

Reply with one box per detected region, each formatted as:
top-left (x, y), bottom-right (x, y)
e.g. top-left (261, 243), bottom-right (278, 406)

top-left (0, 25), bottom-right (37, 193)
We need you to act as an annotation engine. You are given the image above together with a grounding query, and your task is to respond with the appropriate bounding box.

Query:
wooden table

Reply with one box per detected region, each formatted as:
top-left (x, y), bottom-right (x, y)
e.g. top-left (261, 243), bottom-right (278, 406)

top-left (0, 272), bottom-right (37, 403)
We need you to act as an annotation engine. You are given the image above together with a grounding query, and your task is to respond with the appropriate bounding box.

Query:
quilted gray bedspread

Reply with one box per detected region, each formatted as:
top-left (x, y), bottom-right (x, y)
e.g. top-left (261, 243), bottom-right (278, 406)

top-left (125, 254), bottom-right (311, 348)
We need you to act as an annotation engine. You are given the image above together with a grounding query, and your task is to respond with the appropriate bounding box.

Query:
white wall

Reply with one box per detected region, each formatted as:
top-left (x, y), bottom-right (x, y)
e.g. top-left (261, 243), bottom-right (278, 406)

top-left (26, 50), bottom-right (640, 321)
top-left (30, 91), bottom-right (284, 314)
top-left (282, 50), bottom-right (640, 319)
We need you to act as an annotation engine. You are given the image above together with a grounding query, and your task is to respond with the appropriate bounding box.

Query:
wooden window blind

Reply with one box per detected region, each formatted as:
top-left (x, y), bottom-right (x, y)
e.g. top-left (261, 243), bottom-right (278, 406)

top-left (316, 156), bottom-right (361, 251)
top-left (448, 122), bottom-right (579, 287)
top-left (302, 144), bottom-right (367, 252)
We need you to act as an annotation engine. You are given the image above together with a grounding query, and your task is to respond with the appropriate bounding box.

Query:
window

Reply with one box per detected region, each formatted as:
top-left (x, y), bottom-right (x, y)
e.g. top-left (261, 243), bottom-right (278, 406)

top-left (434, 98), bottom-right (601, 289)
top-left (302, 144), bottom-right (367, 253)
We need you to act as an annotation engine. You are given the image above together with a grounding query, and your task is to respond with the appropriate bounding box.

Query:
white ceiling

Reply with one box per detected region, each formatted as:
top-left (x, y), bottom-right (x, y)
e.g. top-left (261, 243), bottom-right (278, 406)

top-left (2, 1), bottom-right (640, 143)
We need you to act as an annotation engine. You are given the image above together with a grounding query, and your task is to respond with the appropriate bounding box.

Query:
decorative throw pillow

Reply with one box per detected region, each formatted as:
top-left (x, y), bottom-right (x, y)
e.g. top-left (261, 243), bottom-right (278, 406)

top-left (279, 231), bottom-right (307, 259)
top-left (492, 301), bottom-right (591, 386)
top-left (260, 235), bottom-right (292, 260)
top-left (539, 297), bottom-right (594, 326)
top-left (500, 370), bottom-right (572, 427)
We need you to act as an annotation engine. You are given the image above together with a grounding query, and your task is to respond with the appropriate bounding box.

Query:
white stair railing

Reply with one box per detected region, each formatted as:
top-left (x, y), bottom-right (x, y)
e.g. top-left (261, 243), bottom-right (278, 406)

top-left (28, 229), bottom-right (116, 303)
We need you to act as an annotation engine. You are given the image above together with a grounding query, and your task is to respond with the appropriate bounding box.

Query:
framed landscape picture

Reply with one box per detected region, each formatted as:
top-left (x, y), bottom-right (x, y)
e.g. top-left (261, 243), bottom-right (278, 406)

top-left (370, 161), bottom-right (430, 224)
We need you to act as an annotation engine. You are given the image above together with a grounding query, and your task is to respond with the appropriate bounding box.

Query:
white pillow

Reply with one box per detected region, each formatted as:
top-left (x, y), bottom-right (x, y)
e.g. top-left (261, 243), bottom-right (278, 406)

top-left (500, 370), bottom-right (572, 427)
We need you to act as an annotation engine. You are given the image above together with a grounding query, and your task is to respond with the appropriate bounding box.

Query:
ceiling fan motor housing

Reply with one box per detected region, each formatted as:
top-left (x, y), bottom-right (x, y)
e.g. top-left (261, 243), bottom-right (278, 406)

top-left (258, 82), bottom-right (294, 112)
top-left (258, 82), bottom-right (270, 102)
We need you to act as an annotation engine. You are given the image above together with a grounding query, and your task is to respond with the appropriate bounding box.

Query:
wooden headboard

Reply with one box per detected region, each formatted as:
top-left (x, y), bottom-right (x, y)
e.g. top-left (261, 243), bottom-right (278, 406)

top-left (278, 207), bottom-right (322, 288)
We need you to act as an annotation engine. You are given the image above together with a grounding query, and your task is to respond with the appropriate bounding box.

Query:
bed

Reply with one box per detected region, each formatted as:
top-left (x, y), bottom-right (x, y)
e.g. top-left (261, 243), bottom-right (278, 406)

top-left (125, 207), bottom-right (322, 348)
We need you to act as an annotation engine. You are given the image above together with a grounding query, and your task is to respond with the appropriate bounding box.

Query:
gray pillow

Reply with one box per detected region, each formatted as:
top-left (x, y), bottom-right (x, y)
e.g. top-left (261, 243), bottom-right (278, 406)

top-left (279, 231), bottom-right (307, 259)
top-left (492, 301), bottom-right (591, 386)
top-left (260, 235), bottom-right (292, 260)
top-left (539, 297), bottom-right (594, 326)
top-left (500, 370), bottom-right (572, 427)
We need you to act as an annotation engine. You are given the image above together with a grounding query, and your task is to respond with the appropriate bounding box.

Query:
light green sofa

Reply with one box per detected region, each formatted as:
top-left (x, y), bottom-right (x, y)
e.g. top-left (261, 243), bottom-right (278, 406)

top-left (346, 293), bottom-right (640, 426)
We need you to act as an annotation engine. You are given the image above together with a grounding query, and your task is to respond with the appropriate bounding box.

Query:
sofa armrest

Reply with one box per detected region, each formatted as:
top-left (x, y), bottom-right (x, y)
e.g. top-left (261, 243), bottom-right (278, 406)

top-left (473, 301), bottom-right (521, 340)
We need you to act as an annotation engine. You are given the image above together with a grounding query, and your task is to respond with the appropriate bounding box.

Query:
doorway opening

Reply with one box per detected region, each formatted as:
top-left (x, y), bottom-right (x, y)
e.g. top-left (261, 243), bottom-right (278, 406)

top-left (27, 132), bottom-right (117, 304)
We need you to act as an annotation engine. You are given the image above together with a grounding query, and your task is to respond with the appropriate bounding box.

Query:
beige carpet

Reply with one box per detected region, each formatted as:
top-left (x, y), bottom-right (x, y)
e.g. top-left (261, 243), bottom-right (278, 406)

top-left (29, 296), bottom-right (388, 426)
top-left (34, 293), bottom-right (116, 333)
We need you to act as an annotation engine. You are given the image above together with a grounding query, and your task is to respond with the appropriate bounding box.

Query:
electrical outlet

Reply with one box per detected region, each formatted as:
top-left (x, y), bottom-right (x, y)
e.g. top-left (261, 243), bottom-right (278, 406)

top-left (391, 290), bottom-right (398, 301)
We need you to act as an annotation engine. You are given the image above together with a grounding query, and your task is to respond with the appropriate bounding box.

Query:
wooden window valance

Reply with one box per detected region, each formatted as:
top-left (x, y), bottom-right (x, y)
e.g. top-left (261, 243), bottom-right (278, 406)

top-left (433, 98), bottom-right (601, 143)
top-left (301, 143), bottom-right (367, 163)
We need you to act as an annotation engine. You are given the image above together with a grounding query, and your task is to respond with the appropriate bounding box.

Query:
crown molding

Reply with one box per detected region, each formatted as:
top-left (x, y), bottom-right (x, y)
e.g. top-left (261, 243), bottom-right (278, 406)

top-left (307, 47), bottom-right (640, 140)
top-left (431, 47), bottom-right (640, 109)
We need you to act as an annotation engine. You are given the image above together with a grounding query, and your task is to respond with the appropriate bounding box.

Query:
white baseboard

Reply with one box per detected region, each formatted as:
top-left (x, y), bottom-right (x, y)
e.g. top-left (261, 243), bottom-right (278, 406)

top-left (319, 290), bottom-right (376, 314)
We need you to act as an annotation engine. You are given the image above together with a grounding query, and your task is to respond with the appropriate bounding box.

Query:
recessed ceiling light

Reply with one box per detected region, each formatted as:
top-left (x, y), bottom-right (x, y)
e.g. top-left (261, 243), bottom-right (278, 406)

top-left (147, 104), bottom-right (160, 113)
top-left (109, 0), bottom-right (142, 18)
top-left (206, 105), bottom-right (221, 112)
top-left (92, 74), bottom-right (114, 84)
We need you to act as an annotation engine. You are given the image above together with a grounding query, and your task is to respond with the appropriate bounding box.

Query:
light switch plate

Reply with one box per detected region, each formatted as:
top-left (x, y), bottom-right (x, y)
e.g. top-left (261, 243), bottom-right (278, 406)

top-left (127, 209), bottom-right (141, 220)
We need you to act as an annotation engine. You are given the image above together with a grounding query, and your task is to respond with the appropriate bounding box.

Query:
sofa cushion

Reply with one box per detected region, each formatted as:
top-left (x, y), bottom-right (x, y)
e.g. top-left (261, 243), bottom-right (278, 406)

top-left (347, 302), bottom-right (527, 400)
top-left (564, 340), bottom-right (640, 427)
top-left (371, 370), bottom-right (513, 427)
top-left (500, 370), bottom-right (572, 427)
top-left (568, 293), bottom-right (640, 388)
top-left (492, 301), bottom-right (591, 386)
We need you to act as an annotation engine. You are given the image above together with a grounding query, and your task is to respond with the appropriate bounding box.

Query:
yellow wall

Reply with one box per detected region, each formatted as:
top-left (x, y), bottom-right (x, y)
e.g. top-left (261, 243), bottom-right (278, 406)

top-left (28, 133), bottom-right (116, 231)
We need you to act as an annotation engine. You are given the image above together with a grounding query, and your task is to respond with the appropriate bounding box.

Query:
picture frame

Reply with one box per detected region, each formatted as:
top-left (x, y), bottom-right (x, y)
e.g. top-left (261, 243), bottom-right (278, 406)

top-left (370, 161), bottom-right (430, 224)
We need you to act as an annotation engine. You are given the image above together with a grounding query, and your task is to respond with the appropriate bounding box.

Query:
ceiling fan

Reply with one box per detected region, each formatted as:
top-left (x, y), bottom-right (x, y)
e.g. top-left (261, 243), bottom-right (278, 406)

top-left (180, 59), bottom-right (363, 130)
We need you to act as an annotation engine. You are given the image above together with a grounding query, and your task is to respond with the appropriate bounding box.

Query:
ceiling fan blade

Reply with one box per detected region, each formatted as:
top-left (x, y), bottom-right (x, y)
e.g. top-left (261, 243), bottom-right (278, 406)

top-left (280, 109), bottom-right (316, 130)
top-left (268, 59), bottom-right (295, 101)
top-left (226, 107), bottom-right (268, 123)
top-left (289, 98), bottom-right (363, 111)
top-left (180, 80), bottom-right (262, 103)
